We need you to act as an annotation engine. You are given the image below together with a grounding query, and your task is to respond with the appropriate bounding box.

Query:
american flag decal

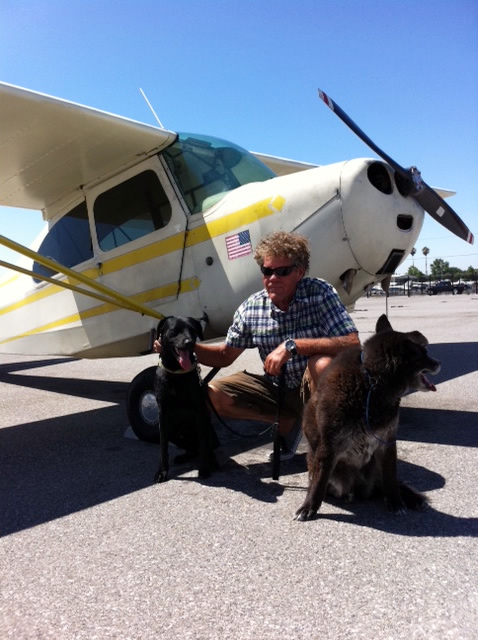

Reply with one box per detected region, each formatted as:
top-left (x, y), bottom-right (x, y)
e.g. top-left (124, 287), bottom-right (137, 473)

top-left (226, 230), bottom-right (252, 260)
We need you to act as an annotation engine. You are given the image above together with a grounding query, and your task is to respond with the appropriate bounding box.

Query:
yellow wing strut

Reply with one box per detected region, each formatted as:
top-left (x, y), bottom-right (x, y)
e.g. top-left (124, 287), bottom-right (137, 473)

top-left (0, 234), bottom-right (164, 320)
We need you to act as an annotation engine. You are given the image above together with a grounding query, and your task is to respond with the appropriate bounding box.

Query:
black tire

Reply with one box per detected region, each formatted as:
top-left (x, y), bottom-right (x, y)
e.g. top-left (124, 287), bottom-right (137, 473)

top-left (126, 366), bottom-right (160, 443)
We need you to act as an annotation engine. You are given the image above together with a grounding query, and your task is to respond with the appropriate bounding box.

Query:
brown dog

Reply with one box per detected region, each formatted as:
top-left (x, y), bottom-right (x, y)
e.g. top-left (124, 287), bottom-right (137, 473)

top-left (295, 314), bottom-right (441, 521)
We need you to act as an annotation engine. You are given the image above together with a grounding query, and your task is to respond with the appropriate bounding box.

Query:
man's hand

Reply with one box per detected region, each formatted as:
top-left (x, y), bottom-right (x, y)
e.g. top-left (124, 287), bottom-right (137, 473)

top-left (153, 339), bottom-right (161, 354)
top-left (264, 343), bottom-right (291, 377)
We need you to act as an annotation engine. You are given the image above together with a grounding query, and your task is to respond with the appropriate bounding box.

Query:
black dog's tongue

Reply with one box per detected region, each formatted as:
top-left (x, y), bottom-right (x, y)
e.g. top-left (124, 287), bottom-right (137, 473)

top-left (177, 349), bottom-right (193, 370)
top-left (422, 374), bottom-right (436, 392)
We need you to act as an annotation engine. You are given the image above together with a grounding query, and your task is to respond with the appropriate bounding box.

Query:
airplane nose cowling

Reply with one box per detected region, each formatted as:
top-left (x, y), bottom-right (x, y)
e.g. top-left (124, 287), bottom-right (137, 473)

top-left (340, 159), bottom-right (424, 277)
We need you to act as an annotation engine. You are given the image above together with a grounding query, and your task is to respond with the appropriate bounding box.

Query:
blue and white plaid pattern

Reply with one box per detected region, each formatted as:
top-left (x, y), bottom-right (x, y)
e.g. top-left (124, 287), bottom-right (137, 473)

top-left (225, 278), bottom-right (358, 388)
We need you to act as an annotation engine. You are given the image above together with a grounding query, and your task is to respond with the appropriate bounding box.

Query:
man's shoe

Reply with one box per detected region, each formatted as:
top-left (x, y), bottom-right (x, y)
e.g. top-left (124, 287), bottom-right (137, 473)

top-left (268, 420), bottom-right (302, 462)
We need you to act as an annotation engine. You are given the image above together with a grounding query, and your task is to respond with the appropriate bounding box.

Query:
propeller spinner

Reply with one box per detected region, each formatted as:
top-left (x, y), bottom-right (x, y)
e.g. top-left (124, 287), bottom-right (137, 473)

top-left (318, 89), bottom-right (474, 245)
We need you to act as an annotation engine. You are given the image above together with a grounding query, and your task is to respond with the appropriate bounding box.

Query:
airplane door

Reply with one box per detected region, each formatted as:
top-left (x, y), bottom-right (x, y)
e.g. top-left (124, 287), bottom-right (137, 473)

top-left (83, 156), bottom-right (190, 351)
top-left (87, 155), bottom-right (186, 294)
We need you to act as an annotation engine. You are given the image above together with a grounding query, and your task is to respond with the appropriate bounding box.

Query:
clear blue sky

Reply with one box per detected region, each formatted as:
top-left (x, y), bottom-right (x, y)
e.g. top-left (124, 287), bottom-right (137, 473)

top-left (1, 0), bottom-right (477, 276)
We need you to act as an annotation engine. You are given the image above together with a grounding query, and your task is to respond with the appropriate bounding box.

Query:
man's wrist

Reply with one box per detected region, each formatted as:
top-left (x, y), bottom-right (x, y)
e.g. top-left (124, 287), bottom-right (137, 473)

top-left (284, 338), bottom-right (298, 357)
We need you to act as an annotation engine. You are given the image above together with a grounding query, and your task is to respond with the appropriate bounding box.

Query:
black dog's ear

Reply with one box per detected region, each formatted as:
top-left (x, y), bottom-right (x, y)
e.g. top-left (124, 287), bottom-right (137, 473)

top-left (191, 318), bottom-right (204, 341)
top-left (376, 314), bottom-right (393, 333)
top-left (157, 317), bottom-right (168, 338)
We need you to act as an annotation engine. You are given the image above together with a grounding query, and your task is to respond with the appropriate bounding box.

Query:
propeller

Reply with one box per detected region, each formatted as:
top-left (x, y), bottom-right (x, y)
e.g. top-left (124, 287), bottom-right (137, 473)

top-left (318, 89), bottom-right (474, 245)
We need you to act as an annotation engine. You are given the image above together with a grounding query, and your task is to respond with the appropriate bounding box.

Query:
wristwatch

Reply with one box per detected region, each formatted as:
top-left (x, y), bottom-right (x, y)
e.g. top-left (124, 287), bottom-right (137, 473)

top-left (284, 338), bottom-right (298, 357)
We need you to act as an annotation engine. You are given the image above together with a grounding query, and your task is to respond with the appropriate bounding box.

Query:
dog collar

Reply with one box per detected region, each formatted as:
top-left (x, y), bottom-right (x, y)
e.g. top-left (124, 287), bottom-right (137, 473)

top-left (360, 351), bottom-right (395, 446)
top-left (360, 350), bottom-right (378, 387)
top-left (158, 360), bottom-right (200, 375)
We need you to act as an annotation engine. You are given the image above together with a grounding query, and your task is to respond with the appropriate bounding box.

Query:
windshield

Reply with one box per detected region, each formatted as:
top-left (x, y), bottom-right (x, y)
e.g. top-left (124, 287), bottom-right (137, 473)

top-left (162, 133), bottom-right (276, 214)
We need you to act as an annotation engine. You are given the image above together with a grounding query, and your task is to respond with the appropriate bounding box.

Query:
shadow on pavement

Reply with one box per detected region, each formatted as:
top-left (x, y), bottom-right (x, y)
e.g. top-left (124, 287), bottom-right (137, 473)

top-left (1, 353), bottom-right (476, 539)
top-left (427, 342), bottom-right (478, 385)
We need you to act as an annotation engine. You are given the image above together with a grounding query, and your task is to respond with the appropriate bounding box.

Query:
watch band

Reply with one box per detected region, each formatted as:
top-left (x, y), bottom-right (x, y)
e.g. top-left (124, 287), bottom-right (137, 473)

top-left (285, 339), bottom-right (298, 357)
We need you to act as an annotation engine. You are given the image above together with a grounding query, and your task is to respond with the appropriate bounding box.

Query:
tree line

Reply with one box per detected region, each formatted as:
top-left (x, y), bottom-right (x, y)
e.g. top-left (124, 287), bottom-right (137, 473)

top-left (407, 247), bottom-right (476, 281)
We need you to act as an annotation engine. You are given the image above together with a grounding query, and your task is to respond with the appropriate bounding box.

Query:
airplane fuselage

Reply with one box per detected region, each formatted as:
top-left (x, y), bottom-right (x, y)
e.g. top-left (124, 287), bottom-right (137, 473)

top-left (0, 132), bottom-right (423, 358)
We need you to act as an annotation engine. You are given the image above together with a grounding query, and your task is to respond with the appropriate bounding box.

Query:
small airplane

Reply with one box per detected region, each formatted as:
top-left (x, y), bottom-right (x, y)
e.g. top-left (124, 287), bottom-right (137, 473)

top-left (0, 82), bottom-right (474, 441)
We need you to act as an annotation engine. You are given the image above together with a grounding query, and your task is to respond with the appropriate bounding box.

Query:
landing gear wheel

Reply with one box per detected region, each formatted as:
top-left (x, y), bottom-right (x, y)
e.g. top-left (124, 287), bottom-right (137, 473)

top-left (126, 366), bottom-right (160, 443)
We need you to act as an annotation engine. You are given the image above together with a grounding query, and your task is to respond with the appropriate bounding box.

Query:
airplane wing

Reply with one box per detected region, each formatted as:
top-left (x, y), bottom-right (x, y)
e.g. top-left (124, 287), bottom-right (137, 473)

top-left (251, 152), bottom-right (318, 176)
top-left (431, 187), bottom-right (456, 200)
top-left (0, 82), bottom-right (177, 218)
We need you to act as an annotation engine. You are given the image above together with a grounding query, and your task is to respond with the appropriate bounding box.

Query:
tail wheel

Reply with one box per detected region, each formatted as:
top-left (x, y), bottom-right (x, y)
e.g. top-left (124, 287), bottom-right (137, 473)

top-left (126, 366), bottom-right (160, 443)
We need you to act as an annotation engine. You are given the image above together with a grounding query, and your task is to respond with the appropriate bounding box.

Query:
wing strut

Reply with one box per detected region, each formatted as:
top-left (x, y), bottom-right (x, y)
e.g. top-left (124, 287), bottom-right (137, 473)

top-left (0, 234), bottom-right (164, 320)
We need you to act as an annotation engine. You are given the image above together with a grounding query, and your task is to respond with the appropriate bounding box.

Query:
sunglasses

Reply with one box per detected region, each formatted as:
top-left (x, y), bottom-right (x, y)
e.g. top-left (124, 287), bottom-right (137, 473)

top-left (260, 265), bottom-right (296, 277)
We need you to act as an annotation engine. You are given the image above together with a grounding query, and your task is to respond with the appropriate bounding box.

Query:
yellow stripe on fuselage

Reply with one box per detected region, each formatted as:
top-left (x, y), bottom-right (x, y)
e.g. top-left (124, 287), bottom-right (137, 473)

top-left (0, 277), bottom-right (200, 346)
top-left (99, 195), bottom-right (284, 275)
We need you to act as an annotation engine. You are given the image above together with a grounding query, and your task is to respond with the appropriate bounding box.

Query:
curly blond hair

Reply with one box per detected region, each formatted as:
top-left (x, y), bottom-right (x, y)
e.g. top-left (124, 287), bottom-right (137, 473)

top-left (254, 231), bottom-right (310, 273)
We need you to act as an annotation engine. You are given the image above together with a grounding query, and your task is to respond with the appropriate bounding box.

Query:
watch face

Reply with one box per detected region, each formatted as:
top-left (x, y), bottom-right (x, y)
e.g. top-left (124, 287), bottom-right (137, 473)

top-left (286, 339), bottom-right (297, 355)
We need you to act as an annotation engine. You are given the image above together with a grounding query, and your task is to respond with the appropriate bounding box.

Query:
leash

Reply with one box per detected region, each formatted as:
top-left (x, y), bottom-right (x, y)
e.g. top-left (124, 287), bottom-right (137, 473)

top-left (361, 352), bottom-right (396, 446)
top-left (204, 366), bottom-right (285, 479)
top-left (203, 368), bottom-right (274, 440)
top-left (174, 363), bottom-right (285, 475)
top-left (271, 369), bottom-right (285, 481)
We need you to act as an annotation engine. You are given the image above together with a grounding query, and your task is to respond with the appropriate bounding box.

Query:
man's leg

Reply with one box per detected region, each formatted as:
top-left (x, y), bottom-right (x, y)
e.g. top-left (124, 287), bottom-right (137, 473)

top-left (208, 383), bottom-right (296, 434)
top-left (306, 355), bottom-right (333, 395)
top-left (209, 371), bottom-right (301, 461)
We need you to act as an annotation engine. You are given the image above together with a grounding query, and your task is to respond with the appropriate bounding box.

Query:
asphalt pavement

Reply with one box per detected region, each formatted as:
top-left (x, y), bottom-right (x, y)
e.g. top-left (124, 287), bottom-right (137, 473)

top-left (1, 293), bottom-right (477, 639)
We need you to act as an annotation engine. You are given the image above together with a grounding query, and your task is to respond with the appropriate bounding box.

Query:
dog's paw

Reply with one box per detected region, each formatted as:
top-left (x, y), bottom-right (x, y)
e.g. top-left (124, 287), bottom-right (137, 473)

top-left (400, 484), bottom-right (429, 511)
top-left (411, 495), bottom-right (430, 511)
top-left (174, 451), bottom-right (196, 464)
top-left (385, 496), bottom-right (407, 515)
top-left (154, 470), bottom-right (168, 484)
top-left (198, 467), bottom-right (212, 479)
top-left (294, 507), bottom-right (318, 522)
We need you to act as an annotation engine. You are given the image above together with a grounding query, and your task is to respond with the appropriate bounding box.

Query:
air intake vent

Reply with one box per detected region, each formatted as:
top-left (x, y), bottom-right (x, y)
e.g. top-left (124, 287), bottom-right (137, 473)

top-left (397, 214), bottom-right (413, 231)
top-left (376, 249), bottom-right (405, 275)
top-left (367, 162), bottom-right (392, 194)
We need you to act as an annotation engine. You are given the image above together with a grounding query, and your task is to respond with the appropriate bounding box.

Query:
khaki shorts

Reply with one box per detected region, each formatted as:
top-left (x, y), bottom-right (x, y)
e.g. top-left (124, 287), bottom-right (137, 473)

top-left (210, 370), bottom-right (311, 420)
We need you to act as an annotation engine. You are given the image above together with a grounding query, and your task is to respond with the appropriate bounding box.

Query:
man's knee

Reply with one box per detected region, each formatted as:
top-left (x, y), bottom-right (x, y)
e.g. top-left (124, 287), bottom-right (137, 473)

top-left (307, 355), bottom-right (332, 393)
top-left (208, 384), bottom-right (235, 415)
top-left (308, 355), bottom-right (332, 377)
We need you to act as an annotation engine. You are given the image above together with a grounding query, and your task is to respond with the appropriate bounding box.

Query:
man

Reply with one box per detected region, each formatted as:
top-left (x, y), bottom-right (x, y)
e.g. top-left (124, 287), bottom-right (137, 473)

top-left (186, 230), bottom-right (360, 460)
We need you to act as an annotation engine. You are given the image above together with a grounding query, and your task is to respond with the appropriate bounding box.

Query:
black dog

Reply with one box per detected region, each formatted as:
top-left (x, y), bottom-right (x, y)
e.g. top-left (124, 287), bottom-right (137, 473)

top-left (154, 316), bottom-right (218, 483)
top-left (295, 314), bottom-right (441, 521)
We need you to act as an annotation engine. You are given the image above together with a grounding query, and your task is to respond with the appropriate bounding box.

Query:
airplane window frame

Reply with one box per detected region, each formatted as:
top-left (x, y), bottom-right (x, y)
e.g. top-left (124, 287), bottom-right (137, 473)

top-left (93, 169), bottom-right (172, 252)
top-left (33, 200), bottom-right (93, 283)
top-left (162, 133), bottom-right (275, 214)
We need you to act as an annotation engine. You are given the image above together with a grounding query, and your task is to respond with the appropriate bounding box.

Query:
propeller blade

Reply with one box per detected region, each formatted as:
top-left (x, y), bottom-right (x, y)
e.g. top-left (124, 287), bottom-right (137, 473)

top-left (415, 182), bottom-right (474, 244)
top-left (318, 89), bottom-right (406, 175)
top-left (318, 89), bottom-right (474, 245)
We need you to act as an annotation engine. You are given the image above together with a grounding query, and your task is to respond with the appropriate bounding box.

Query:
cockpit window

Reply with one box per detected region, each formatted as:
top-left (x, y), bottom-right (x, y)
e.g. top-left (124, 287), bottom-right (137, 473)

top-left (94, 170), bottom-right (172, 252)
top-left (162, 133), bottom-right (276, 214)
top-left (33, 200), bottom-right (92, 283)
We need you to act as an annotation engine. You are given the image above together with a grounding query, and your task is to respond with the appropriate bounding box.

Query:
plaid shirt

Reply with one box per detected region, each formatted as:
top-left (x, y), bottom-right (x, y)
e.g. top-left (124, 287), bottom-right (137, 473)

top-left (225, 277), bottom-right (358, 388)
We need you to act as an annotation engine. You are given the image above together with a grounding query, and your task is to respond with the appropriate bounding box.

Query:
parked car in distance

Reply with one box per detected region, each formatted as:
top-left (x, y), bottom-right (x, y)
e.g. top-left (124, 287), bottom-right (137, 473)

top-left (369, 285), bottom-right (385, 296)
top-left (411, 282), bottom-right (428, 293)
top-left (427, 280), bottom-right (466, 295)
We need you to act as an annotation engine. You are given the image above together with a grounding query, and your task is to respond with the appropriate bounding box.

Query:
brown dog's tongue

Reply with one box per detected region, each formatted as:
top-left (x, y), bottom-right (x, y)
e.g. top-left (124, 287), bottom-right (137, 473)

top-left (178, 350), bottom-right (192, 370)
top-left (422, 374), bottom-right (436, 392)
